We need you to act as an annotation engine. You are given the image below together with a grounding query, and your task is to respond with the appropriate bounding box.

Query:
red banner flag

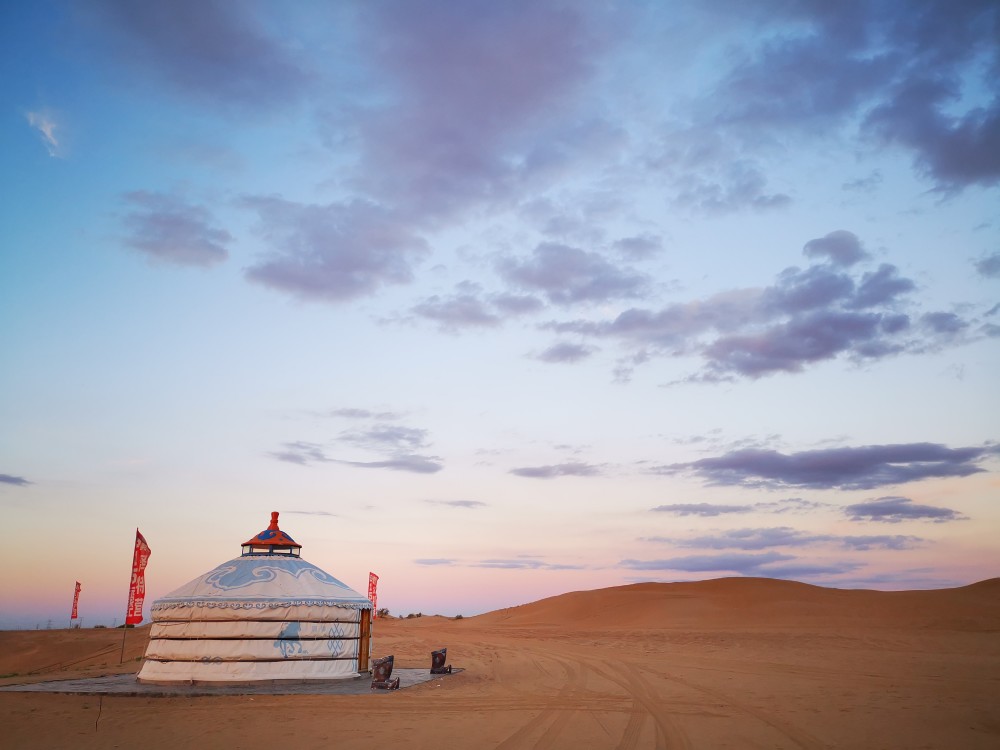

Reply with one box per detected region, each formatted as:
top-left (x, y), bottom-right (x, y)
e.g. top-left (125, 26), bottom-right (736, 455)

top-left (125, 529), bottom-right (151, 625)
top-left (71, 581), bottom-right (81, 620)
top-left (368, 572), bottom-right (379, 619)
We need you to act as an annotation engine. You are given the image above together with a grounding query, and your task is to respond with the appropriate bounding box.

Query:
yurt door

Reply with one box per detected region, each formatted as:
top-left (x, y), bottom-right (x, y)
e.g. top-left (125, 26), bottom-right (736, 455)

top-left (358, 608), bottom-right (372, 672)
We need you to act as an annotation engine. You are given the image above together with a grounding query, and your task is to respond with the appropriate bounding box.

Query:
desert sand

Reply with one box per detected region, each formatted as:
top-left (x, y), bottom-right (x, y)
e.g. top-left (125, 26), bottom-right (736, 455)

top-left (2, 577), bottom-right (998, 749)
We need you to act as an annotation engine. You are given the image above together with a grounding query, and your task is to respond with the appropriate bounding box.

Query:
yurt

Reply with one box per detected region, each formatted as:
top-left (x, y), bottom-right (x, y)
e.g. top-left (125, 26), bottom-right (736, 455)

top-left (138, 512), bottom-right (373, 683)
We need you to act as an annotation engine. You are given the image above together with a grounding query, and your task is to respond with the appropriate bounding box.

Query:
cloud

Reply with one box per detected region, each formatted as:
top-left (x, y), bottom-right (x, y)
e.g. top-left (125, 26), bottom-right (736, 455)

top-left (848, 264), bottom-right (916, 309)
top-left (543, 230), bottom-right (968, 380)
top-left (270, 428), bottom-right (443, 474)
top-left (510, 462), bottom-right (602, 479)
top-left (415, 558), bottom-right (455, 566)
top-left (244, 197), bottom-right (430, 303)
top-left (490, 293), bottom-right (546, 316)
top-left (351, 0), bottom-right (610, 217)
top-left (499, 242), bottom-right (649, 306)
top-left (661, 442), bottom-right (997, 490)
top-left (613, 234), bottom-right (663, 261)
top-left (921, 311), bottom-right (968, 335)
top-left (0, 474), bottom-right (32, 487)
top-left (702, 1), bottom-right (1000, 191)
top-left (865, 78), bottom-right (1000, 190)
top-left (87, 0), bottom-right (310, 109)
top-left (844, 496), bottom-right (968, 523)
top-left (269, 441), bottom-right (329, 466)
top-left (536, 342), bottom-right (595, 364)
top-left (121, 191), bottom-right (230, 267)
top-left (284, 510), bottom-right (338, 517)
top-left (621, 551), bottom-right (794, 574)
top-left (474, 558), bottom-right (584, 570)
top-left (412, 293), bottom-right (501, 330)
top-left (25, 111), bottom-right (62, 157)
top-left (654, 527), bottom-right (924, 551)
top-left (339, 425), bottom-right (430, 453)
top-left (673, 160), bottom-right (792, 214)
top-left (651, 503), bottom-right (752, 517)
top-left (974, 252), bottom-right (1000, 278)
top-left (335, 454), bottom-right (443, 474)
top-left (424, 499), bottom-right (487, 509)
top-left (841, 171), bottom-right (883, 194)
top-left (323, 408), bottom-right (403, 421)
top-left (839, 535), bottom-right (924, 551)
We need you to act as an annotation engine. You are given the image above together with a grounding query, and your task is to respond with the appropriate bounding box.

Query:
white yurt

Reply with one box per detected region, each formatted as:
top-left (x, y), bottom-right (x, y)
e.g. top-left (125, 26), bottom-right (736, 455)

top-left (138, 512), bottom-right (373, 683)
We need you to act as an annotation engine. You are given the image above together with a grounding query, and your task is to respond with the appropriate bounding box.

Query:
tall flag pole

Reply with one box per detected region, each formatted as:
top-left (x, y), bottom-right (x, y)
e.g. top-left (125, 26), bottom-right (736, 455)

top-left (120, 529), bottom-right (151, 664)
top-left (70, 581), bottom-right (81, 627)
top-left (368, 572), bottom-right (379, 619)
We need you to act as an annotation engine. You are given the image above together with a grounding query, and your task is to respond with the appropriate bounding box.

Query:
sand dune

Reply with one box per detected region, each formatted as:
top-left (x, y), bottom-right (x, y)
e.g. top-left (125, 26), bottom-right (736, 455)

top-left (3, 577), bottom-right (999, 749)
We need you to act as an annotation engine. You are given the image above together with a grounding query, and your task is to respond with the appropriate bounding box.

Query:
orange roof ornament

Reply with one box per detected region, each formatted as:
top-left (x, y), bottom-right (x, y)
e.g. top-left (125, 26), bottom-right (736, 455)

top-left (241, 511), bottom-right (302, 556)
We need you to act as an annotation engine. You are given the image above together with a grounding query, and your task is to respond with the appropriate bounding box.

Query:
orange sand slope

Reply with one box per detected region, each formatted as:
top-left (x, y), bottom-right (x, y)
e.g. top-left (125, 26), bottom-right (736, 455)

top-left (3, 577), bottom-right (999, 750)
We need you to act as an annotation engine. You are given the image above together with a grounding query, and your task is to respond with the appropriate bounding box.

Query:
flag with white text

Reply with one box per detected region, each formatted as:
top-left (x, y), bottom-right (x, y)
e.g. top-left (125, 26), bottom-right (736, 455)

top-left (368, 572), bottom-right (379, 618)
top-left (71, 581), bottom-right (81, 620)
top-left (125, 530), bottom-right (151, 625)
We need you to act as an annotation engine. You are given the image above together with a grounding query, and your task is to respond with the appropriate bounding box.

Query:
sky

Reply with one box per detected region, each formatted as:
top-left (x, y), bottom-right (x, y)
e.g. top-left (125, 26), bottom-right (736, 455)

top-left (1, 0), bottom-right (998, 628)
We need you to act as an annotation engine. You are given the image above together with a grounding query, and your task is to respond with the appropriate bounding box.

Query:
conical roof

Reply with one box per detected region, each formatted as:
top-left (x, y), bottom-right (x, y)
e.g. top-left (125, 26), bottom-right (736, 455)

top-left (151, 511), bottom-right (371, 615)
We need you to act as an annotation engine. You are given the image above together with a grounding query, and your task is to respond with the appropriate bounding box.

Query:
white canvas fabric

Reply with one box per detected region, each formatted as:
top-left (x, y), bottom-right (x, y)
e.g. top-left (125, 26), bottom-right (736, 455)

top-left (138, 658), bottom-right (362, 683)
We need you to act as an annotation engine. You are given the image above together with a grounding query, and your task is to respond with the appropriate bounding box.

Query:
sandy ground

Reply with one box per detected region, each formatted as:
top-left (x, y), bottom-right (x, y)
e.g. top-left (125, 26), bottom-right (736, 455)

top-left (2, 577), bottom-right (998, 749)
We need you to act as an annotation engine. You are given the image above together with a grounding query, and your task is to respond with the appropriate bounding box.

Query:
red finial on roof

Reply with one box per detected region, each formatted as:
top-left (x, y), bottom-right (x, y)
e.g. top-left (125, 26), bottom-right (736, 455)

top-left (241, 511), bottom-right (300, 553)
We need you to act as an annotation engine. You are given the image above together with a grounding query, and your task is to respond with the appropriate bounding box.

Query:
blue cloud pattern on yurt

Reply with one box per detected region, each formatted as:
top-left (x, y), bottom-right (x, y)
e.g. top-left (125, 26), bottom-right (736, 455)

top-left (205, 559), bottom-right (346, 591)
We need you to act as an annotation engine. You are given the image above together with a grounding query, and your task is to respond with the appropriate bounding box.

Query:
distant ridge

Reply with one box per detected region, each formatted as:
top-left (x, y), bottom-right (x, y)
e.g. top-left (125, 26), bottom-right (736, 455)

top-left (473, 577), bottom-right (1000, 631)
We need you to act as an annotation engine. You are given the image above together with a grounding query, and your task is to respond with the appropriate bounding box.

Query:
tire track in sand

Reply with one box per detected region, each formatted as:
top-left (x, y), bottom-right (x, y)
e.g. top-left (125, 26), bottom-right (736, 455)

top-left (630, 661), bottom-right (832, 750)
top-left (579, 657), bottom-right (693, 750)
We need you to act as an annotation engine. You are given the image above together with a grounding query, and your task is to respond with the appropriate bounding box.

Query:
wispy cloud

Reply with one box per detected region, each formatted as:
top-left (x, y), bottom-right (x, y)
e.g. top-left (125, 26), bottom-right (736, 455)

top-left (844, 496), bottom-right (968, 523)
top-left (510, 462), bottom-right (602, 479)
top-left (25, 111), bottom-right (62, 157)
top-left (424, 499), bottom-right (487, 509)
top-left (647, 527), bottom-right (925, 551)
top-left (651, 503), bottom-right (752, 517)
top-left (121, 191), bottom-right (230, 267)
top-left (0, 474), bottom-right (32, 487)
top-left (660, 442), bottom-right (997, 490)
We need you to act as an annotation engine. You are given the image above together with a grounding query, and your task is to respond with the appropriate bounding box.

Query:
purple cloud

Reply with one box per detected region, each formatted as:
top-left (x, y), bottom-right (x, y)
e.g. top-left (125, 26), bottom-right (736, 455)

top-left (352, 0), bottom-right (608, 216)
top-left (510, 462), bottom-right (602, 479)
top-left (844, 496), bottom-right (968, 523)
top-left (424, 500), bottom-right (487, 509)
top-left (87, 0), bottom-right (309, 108)
top-left (651, 503), bottom-right (752, 517)
top-left (121, 191), bottom-right (230, 267)
top-left (337, 454), bottom-right (443, 474)
top-left (543, 229), bottom-right (959, 380)
top-left (536, 342), bottom-right (595, 364)
top-left (499, 242), bottom-right (649, 306)
top-left (0, 474), bottom-right (32, 487)
top-left (974, 252), bottom-right (1000, 279)
top-left (412, 294), bottom-right (501, 330)
top-left (614, 234), bottom-right (663, 261)
top-left (661, 442), bottom-right (996, 490)
top-left (620, 551), bottom-right (794, 573)
top-left (339, 425), bottom-right (430, 453)
top-left (848, 264), bottom-right (916, 309)
top-left (657, 527), bottom-right (924, 551)
top-left (243, 197), bottom-right (430, 303)
top-left (704, 1), bottom-right (1000, 191)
